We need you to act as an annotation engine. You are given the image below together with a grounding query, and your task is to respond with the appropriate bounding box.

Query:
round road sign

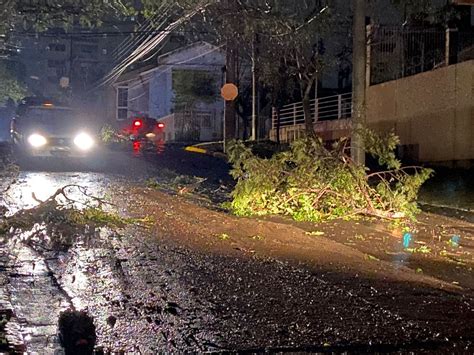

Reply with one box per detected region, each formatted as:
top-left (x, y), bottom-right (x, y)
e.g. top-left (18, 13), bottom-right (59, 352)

top-left (220, 83), bottom-right (239, 101)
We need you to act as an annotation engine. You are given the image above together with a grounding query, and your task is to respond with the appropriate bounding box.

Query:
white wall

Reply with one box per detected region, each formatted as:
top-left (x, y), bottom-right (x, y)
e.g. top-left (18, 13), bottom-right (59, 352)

top-left (148, 42), bottom-right (225, 119)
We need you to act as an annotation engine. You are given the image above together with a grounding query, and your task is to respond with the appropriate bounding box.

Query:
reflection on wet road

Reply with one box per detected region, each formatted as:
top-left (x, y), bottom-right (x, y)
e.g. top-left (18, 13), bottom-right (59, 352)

top-left (5, 172), bottom-right (109, 212)
top-left (420, 169), bottom-right (474, 211)
top-left (0, 167), bottom-right (224, 352)
top-left (0, 148), bottom-right (230, 352)
top-left (1, 171), bottom-right (112, 351)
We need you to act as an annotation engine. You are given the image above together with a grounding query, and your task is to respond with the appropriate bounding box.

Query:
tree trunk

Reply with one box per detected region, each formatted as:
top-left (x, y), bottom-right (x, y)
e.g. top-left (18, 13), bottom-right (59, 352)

top-left (351, 0), bottom-right (367, 165)
top-left (251, 33), bottom-right (258, 141)
top-left (303, 96), bottom-right (315, 138)
top-left (302, 79), bottom-right (316, 139)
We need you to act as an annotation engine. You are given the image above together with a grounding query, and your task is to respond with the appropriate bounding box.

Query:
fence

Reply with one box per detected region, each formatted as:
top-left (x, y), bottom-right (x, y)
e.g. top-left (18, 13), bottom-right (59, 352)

top-left (369, 26), bottom-right (474, 85)
top-left (271, 92), bottom-right (352, 129)
top-left (174, 109), bottom-right (216, 142)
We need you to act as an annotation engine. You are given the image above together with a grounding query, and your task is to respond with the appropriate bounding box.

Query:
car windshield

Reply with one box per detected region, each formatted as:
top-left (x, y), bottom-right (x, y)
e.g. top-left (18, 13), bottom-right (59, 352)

top-left (22, 107), bottom-right (76, 122)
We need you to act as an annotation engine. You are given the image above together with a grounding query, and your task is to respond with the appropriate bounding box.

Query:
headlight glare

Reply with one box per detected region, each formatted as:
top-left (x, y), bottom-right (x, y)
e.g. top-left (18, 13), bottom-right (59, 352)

top-left (74, 132), bottom-right (94, 151)
top-left (28, 134), bottom-right (47, 148)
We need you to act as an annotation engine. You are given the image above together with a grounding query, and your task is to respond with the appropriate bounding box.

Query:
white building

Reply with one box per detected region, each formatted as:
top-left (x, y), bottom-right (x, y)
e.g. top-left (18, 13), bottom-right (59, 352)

top-left (113, 41), bottom-right (225, 142)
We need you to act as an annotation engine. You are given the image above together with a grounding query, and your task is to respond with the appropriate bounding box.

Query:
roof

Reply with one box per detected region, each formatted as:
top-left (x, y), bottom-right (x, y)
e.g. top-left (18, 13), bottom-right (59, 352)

top-left (156, 41), bottom-right (223, 63)
top-left (114, 41), bottom-right (224, 84)
top-left (114, 64), bottom-right (157, 85)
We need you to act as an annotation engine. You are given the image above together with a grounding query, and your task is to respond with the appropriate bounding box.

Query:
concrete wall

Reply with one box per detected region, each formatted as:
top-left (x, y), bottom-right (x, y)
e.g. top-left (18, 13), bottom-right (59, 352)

top-left (128, 81), bottom-right (149, 117)
top-left (366, 60), bottom-right (474, 165)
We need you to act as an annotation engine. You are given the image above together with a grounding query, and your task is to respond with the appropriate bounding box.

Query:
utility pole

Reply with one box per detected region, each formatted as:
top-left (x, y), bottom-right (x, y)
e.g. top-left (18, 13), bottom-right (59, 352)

top-left (251, 33), bottom-right (258, 141)
top-left (223, 0), bottom-right (237, 149)
top-left (351, 0), bottom-right (367, 165)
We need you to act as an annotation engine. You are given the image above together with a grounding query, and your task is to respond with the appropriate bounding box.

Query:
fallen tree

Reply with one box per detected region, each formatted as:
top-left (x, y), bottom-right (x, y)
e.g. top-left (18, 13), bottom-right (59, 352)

top-left (226, 130), bottom-right (432, 222)
top-left (0, 184), bottom-right (151, 251)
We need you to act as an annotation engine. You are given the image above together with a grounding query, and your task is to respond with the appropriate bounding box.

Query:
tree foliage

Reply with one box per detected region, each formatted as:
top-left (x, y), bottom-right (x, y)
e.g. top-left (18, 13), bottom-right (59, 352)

top-left (169, 0), bottom-right (336, 137)
top-left (390, 0), bottom-right (461, 26)
top-left (253, 1), bottom-right (333, 137)
top-left (172, 69), bottom-right (217, 110)
top-left (0, 62), bottom-right (27, 104)
top-left (226, 131), bottom-right (432, 222)
top-left (0, 0), bottom-right (130, 34)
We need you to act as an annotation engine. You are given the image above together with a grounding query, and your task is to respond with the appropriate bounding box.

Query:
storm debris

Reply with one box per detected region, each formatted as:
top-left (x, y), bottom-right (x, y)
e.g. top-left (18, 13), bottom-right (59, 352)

top-left (0, 184), bottom-right (151, 250)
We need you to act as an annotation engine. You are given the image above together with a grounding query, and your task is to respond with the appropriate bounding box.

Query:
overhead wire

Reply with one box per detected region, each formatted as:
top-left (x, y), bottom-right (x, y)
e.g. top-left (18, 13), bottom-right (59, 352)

top-left (111, 4), bottom-right (170, 59)
top-left (104, 0), bottom-right (215, 84)
top-left (11, 28), bottom-right (212, 38)
top-left (113, 5), bottom-right (175, 65)
top-left (94, 4), bottom-right (208, 90)
top-left (110, 12), bottom-right (163, 56)
top-left (111, 16), bottom-right (157, 57)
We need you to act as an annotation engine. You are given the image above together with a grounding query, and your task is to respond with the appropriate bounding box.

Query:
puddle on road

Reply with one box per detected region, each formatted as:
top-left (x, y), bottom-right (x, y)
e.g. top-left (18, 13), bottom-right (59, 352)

top-left (7, 244), bottom-right (69, 352)
top-left (0, 171), bottom-right (121, 352)
top-left (419, 170), bottom-right (474, 212)
top-left (4, 172), bottom-right (111, 213)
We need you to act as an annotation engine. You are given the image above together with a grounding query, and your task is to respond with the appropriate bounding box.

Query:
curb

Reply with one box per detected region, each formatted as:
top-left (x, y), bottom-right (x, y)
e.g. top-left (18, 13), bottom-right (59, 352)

top-left (184, 146), bottom-right (208, 154)
top-left (184, 145), bottom-right (227, 159)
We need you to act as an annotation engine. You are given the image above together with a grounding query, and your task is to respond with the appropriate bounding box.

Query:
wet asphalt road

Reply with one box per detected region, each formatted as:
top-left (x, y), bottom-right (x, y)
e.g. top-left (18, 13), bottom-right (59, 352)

top-left (0, 146), bottom-right (473, 353)
top-left (0, 146), bottom-right (233, 352)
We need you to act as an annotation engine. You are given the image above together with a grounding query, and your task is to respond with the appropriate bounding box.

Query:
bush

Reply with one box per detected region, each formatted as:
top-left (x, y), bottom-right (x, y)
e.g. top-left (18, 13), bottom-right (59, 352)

top-left (226, 130), bottom-right (432, 222)
top-left (100, 124), bottom-right (124, 143)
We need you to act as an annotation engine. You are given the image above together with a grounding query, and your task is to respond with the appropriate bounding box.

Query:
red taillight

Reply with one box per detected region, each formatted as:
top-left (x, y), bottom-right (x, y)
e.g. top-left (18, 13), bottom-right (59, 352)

top-left (133, 119), bottom-right (143, 128)
top-left (157, 123), bottom-right (165, 129)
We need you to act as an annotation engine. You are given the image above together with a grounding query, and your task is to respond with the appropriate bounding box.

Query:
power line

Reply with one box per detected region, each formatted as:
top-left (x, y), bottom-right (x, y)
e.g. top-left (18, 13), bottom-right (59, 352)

top-left (96, 5), bottom-right (207, 89)
top-left (112, 7), bottom-right (167, 58)
top-left (11, 28), bottom-right (212, 38)
top-left (113, 4), bottom-right (175, 63)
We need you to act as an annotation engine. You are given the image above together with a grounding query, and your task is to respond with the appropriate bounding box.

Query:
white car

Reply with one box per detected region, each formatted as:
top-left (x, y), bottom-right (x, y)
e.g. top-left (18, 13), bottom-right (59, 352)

top-left (11, 99), bottom-right (97, 157)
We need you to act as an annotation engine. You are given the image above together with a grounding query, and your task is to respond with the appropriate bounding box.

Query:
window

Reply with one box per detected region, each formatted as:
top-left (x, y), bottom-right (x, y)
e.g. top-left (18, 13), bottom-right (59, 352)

top-left (48, 60), bottom-right (66, 68)
top-left (48, 43), bottom-right (66, 52)
top-left (117, 87), bottom-right (128, 120)
top-left (47, 60), bottom-right (67, 77)
top-left (81, 45), bottom-right (98, 54)
top-left (77, 44), bottom-right (98, 59)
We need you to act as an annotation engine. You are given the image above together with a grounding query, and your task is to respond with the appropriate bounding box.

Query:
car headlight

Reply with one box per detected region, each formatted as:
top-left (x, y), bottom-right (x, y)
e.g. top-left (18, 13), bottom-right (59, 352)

top-left (74, 132), bottom-right (94, 151)
top-left (28, 134), bottom-right (47, 148)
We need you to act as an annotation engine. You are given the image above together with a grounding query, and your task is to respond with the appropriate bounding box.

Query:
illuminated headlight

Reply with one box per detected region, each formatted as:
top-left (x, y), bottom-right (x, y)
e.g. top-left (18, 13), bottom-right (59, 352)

top-left (73, 132), bottom-right (94, 151)
top-left (28, 134), bottom-right (47, 148)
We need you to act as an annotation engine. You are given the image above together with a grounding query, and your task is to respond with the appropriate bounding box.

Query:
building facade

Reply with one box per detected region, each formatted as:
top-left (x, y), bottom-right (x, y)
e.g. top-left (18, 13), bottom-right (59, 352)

top-left (113, 42), bottom-right (226, 142)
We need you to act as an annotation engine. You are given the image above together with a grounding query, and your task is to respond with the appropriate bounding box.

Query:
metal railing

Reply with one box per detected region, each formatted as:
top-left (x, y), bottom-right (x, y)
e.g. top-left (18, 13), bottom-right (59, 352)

top-left (272, 92), bottom-right (352, 129)
top-left (369, 26), bottom-right (474, 85)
